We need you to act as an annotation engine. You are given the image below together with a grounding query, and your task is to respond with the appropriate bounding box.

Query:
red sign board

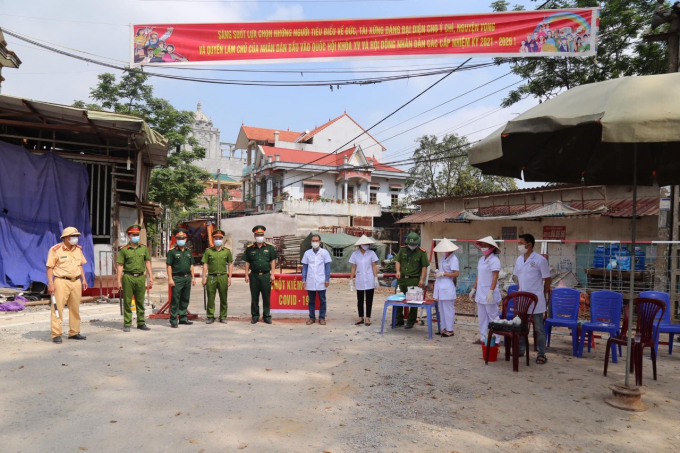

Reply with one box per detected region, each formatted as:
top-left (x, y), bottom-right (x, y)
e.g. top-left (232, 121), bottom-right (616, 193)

top-left (270, 274), bottom-right (319, 314)
top-left (131, 9), bottom-right (598, 66)
top-left (543, 226), bottom-right (566, 240)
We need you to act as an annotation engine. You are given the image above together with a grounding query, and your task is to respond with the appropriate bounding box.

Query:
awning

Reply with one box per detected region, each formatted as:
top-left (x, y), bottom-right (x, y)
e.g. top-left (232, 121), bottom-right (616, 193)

top-left (370, 182), bottom-right (381, 189)
top-left (302, 179), bottom-right (323, 186)
top-left (389, 183), bottom-right (403, 190)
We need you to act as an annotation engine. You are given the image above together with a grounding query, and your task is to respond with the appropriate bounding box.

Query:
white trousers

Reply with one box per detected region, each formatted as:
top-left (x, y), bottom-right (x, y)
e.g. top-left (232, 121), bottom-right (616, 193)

top-left (438, 299), bottom-right (455, 331)
top-left (477, 303), bottom-right (501, 342)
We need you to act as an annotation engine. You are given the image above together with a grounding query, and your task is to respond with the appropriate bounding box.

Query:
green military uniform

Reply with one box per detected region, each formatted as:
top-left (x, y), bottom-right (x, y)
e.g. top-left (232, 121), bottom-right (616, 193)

top-left (167, 229), bottom-right (194, 326)
top-left (117, 225), bottom-right (151, 327)
top-left (394, 232), bottom-right (430, 326)
top-left (202, 231), bottom-right (233, 321)
top-left (245, 225), bottom-right (277, 323)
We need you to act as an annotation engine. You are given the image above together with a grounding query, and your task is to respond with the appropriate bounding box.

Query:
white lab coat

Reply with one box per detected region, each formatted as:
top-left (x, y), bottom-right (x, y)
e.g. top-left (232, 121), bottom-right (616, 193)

top-left (433, 253), bottom-right (459, 300)
top-left (475, 254), bottom-right (502, 304)
top-left (513, 251), bottom-right (551, 313)
top-left (349, 249), bottom-right (379, 290)
top-left (301, 248), bottom-right (332, 291)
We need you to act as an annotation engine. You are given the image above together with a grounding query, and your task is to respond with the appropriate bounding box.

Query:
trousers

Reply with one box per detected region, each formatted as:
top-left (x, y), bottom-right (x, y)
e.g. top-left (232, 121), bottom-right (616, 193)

top-left (396, 278), bottom-right (420, 325)
top-left (357, 288), bottom-right (374, 318)
top-left (170, 275), bottom-right (191, 324)
top-left (307, 290), bottom-right (327, 320)
top-left (438, 298), bottom-right (455, 332)
top-left (51, 278), bottom-right (82, 338)
top-left (477, 303), bottom-right (501, 342)
top-left (122, 274), bottom-right (146, 326)
top-left (206, 274), bottom-right (228, 320)
top-left (520, 313), bottom-right (546, 356)
top-left (250, 273), bottom-right (271, 321)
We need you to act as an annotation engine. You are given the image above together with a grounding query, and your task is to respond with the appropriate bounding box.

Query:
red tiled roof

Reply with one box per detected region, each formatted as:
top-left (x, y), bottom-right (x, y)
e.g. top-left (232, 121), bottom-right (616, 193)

top-left (298, 113), bottom-right (387, 151)
top-left (262, 146), bottom-right (351, 165)
top-left (368, 157), bottom-right (404, 173)
top-left (242, 126), bottom-right (302, 143)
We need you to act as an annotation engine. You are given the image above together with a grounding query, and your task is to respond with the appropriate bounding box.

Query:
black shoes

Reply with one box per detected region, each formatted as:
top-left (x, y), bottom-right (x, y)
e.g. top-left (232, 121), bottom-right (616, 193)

top-left (219, 319), bottom-right (227, 324)
top-left (395, 322), bottom-right (405, 327)
top-left (179, 320), bottom-right (193, 325)
top-left (53, 336), bottom-right (62, 343)
top-left (170, 323), bottom-right (178, 328)
top-left (68, 334), bottom-right (87, 340)
top-left (251, 318), bottom-right (259, 324)
top-left (206, 318), bottom-right (215, 324)
top-left (264, 318), bottom-right (272, 324)
top-left (404, 324), bottom-right (415, 330)
top-left (123, 326), bottom-right (130, 332)
top-left (137, 324), bottom-right (150, 331)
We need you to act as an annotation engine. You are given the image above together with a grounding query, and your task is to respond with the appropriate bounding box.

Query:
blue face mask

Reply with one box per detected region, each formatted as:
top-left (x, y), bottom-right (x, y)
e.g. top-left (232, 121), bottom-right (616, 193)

top-left (214, 240), bottom-right (223, 247)
top-left (131, 236), bottom-right (140, 244)
top-left (177, 240), bottom-right (186, 247)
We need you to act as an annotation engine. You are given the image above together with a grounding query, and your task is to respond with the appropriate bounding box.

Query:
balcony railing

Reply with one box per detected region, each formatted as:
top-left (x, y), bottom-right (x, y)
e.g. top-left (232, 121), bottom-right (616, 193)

top-left (278, 199), bottom-right (382, 217)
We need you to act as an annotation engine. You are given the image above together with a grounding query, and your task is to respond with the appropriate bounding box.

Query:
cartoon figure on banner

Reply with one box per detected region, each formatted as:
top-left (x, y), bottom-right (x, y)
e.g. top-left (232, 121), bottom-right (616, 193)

top-left (133, 26), bottom-right (187, 63)
top-left (518, 12), bottom-right (594, 54)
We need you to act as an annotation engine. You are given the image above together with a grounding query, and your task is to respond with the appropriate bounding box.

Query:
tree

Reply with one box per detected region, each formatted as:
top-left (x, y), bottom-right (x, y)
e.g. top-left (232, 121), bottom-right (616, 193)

top-left (75, 71), bottom-right (209, 209)
top-left (405, 134), bottom-right (517, 200)
top-left (491, 0), bottom-right (668, 107)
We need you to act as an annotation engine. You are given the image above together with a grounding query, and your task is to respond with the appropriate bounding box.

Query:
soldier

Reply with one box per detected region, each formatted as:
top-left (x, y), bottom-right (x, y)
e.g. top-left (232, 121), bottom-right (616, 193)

top-left (202, 229), bottom-right (233, 324)
top-left (244, 225), bottom-right (277, 324)
top-left (116, 224), bottom-right (153, 332)
top-left (166, 228), bottom-right (197, 328)
top-left (394, 232), bottom-right (430, 329)
top-left (46, 227), bottom-right (88, 344)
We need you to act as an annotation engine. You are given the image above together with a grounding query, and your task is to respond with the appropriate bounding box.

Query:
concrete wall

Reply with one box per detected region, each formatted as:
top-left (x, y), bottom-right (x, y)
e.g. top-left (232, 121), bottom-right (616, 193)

top-left (281, 200), bottom-right (381, 217)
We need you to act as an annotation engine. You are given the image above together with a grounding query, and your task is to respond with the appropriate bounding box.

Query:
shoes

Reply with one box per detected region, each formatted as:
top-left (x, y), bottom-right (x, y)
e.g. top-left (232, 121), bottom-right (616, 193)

top-left (395, 322), bottom-right (405, 327)
top-left (264, 318), bottom-right (272, 324)
top-left (206, 318), bottom-right (215, 324)
top-left (137, 324), bottom-right (150, 331)
top-left (306, 319), bottom-right (316, 325)
top-left (472, 339), bottom-right (482, 344)
top-left (179, 320), bottom-right (193, 325)
top-left (68, 334), bottom-right (87, 340)
top-left (404, 324), bottom-right (414, 330)
top-left (319, 319), bottom-right (326, 326)
top-left (53, 336), bottom-right (62, 344)
top-left (251, 318), bottom-right (259, 324)
top-left (219, 319), bottom-right (227, 324)
top-left (170, 323), bottom-right (178, 329)
top-left (123, 326), bottom-right (131, 332)
top-left (365, 318), bottom-right (371, 326)
top-left (355, 318), bottom-right (365, 325)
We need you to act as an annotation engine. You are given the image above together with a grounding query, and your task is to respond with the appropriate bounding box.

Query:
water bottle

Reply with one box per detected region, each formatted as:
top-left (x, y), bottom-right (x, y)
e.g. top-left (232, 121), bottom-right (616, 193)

top-left (593, 246), bottom-right (606, 269)
top-left (634, 247), bottom-right (646, 271)
top-left (618, 246), bottom-right (631, 271)
top-left (349, 279), bottom-right (356, 292)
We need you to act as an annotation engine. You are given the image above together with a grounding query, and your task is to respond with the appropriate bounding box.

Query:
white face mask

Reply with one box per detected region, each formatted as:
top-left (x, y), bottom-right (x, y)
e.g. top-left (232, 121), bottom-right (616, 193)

top-left (360, 245), bottom-right (370, 251)
top-left (68, 237), bottom-right (79, 246)
top-left (480, 247), bottom-right (489, 253)
top-left (255, 236), bottom-right (264, 243)
top-left (518, 245), bottom-right (528, 254)
top-left (408, 245), bottom-right (417, 250)
top-left (214, 239), bottom-right (223, 247)
top-left (311, 242), bottom-right (320, 249)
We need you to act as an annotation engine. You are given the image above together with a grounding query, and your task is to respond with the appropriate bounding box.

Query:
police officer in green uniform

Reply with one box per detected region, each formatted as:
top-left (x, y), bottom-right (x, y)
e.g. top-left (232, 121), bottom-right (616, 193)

top-left (166, 228), bottom-right (197, 328)
top-left (394, 232), bottom-right (430, 329)
top-left (244, 225), bottom-right (277, 324)
top-left (116, 224), bottom-right (154, 332)
top-left (202, 229), bottom-right (233, 324)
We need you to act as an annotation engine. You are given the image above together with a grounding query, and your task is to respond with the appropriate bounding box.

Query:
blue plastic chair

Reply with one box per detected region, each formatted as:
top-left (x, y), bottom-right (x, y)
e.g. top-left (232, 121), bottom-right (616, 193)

top-left (578, 291), bottom-right (623, 361)
top-left (499, 284), bottom-right (518, 320)
top-left (545, 288), bottom-right (581, 356)
top-left (641, 291), bottom-right (680, 355)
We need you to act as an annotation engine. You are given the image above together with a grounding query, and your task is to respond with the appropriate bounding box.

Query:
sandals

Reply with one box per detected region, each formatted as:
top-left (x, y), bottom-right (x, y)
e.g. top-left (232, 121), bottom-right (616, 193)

top-left (536, 355), bottom-right (548, 365)
top-left (442, 331), bottom-right (454, 338)
top-left (472, 339), bottom-right (482, 345)
top-left (319, 319), bottom-right (327, 325)
top-left (306, 319), bottom-right (315, 325)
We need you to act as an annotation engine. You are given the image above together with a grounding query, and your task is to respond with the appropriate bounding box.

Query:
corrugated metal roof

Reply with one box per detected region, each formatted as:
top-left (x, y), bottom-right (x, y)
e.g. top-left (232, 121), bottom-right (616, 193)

top-left (395, 211), bottom-right (464, 224)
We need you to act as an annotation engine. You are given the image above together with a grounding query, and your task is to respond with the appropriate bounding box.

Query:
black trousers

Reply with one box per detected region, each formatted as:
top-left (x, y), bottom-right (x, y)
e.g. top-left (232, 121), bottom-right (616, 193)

top-left (357, 288), bottom-right (375, 318)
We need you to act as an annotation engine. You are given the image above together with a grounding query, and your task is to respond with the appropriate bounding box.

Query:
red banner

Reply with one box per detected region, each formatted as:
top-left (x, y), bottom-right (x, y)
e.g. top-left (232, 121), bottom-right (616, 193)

top-left (270, 274), bottom-right (318, 314)
top-left (131, 9), bottom-right (598, 66)
top-left (543, 226), bottom-right (567, 240)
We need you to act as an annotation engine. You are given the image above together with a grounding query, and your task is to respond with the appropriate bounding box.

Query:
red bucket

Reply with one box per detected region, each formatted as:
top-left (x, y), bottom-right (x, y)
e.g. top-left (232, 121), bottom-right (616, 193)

top-left (482, 344), bottom-right (499, 362)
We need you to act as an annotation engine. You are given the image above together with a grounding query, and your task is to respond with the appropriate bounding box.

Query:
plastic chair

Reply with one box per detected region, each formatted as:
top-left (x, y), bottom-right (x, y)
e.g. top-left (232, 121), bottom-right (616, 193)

top-left (578, 291), bottom-right (622, 361)
top-left (485, 291), bottom-right (538, 372)
top-left (545, 288), bottom-right (581, 356)
top-left (499, 284), bottom-right (518, 320)
top-left (604, 298), bottom-right (665, 386)
top-left (640, 291), bottom-right (680, 356)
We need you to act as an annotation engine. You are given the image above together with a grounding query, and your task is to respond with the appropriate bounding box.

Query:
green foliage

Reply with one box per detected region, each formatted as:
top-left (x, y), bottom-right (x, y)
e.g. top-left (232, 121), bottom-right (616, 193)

top-left (493, 0), bottom-right (668, 107)
top-left (75, 71), bottom-right (209, 209)
top-left (405, 134), bottom-right (517, 200)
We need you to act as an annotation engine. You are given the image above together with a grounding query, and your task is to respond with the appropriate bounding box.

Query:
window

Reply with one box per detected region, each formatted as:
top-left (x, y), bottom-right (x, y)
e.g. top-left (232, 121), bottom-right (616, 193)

top-left (332, 247), bottom-right (344, 257)
top-left (370, 192), bottom-right (377, 203)
top-left (391, 194), bottom-right (399, 206)
top-left (303, 185), bottom-right (321, 200)
top-left (343, 186), bottom-right (354, 200)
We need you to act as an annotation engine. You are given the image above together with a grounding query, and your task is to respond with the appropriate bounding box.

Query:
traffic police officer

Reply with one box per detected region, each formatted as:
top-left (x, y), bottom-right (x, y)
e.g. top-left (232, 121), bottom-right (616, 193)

top-left (117, 224), bottom-right (153, 332)
top-left (202, 229), bottom-right (233, 324)
top-left (394, 232), bottom-right (430, 329)
top-left (46, 227), bottom-right (88, 343)
top-left (244, 225), bottom-right (277, 324)
top-left (166, 228), bottom-right (197, 328)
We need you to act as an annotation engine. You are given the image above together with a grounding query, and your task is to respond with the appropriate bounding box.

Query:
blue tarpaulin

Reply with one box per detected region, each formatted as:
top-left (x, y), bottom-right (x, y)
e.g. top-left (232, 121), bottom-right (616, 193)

top-left (0, 141), bottom-right (94, 288)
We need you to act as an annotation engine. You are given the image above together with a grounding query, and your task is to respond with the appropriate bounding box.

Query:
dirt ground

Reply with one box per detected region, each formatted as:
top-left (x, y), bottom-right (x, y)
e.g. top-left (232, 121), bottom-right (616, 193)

top-left (1, 259), bottom-right (679, 453)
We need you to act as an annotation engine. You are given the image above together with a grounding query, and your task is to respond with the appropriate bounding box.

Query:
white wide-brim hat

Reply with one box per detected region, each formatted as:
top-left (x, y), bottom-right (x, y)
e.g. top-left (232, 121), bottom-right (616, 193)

top-left (476, 236), bottom-right (499, 249)
top-left (354, 235), bottom-right (375, 246)
top-left (433, 238), bottom-right (459, 253)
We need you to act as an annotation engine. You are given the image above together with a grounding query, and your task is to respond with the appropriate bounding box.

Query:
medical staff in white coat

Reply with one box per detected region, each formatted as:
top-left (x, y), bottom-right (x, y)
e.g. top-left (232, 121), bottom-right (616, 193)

top-left (469, 236), bottom-right (502, 344)
top-left (432, 238), bottom-right (460, 338)
top-left (302, 234), bottom-right (332, 326)
top-left (349, 235), bottom-right (380, 326)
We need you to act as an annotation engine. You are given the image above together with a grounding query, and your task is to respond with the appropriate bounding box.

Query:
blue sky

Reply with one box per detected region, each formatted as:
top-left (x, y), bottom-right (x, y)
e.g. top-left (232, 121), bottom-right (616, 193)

top-left (1, 0), bottom-right (545, 185)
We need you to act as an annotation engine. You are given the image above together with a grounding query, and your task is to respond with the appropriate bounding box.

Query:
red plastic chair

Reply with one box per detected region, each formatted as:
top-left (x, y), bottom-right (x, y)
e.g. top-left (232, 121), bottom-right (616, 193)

top-left (485, 291), bottom-right (538, 372)
top-left (604, 298), bottom-right (665, 386)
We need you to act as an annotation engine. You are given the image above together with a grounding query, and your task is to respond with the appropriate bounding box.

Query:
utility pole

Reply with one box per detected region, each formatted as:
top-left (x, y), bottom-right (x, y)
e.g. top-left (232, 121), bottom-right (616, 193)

top-left (216, 168), bottom-right (222, 231)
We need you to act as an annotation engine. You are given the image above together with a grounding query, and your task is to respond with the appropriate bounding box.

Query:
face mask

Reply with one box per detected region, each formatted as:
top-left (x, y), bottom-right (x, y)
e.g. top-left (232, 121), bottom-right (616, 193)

top-left (481, 247), bottom-right (494, 257)
top-left (311, 242), bottom-right (320, 249)
top-left (177, 240), bottom-right (186, 247)
top-left (480, 247), bottom-right (489, 253)
top-left (255, 236), bottom-right (264, 243)
top-left (360, 245), bottom-right (370, 251)
top-left (214, 239), bottom-right (223, 247)
top-left (518, 245), bottom-right (528, 254)
top-left (408, 245), bottom-right (418, 250)
top-left (131, 236), bottom-right (140, 244)
top-left (68, 237), bottom-right (78, 246)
